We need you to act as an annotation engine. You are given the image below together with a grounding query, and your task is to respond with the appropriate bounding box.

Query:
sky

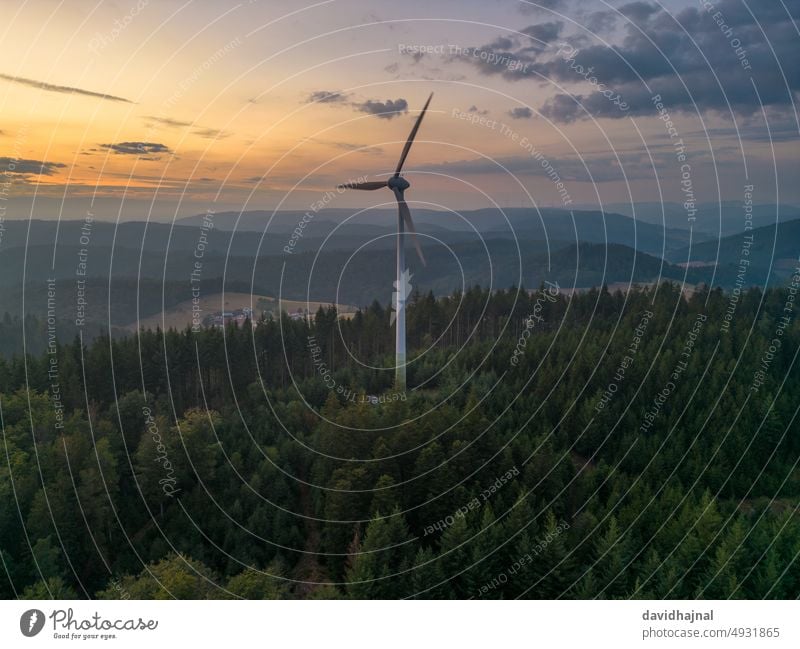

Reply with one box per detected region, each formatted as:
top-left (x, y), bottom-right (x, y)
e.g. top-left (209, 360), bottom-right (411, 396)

top-left (0, 0), bottom-right (797, 221)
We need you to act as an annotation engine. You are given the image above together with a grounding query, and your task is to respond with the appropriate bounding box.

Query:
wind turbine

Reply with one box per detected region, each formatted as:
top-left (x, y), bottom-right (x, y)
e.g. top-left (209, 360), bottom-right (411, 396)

top-left (337, 92), bottom-right (433, 390)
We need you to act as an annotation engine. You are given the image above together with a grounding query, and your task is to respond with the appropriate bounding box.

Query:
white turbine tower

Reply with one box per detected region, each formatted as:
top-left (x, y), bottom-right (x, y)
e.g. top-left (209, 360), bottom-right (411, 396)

top-left (337, 92), bottom-right (432, 390)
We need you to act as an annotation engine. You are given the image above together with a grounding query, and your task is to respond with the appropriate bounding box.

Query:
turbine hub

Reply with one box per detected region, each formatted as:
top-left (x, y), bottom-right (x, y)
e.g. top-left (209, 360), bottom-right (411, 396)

top-left (388, 176), bottom-right (410, 191)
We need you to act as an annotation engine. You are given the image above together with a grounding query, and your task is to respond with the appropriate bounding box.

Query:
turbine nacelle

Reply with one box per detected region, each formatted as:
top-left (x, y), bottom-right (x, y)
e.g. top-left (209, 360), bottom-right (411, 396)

top-left (387, 176), bottom-right (410, 191)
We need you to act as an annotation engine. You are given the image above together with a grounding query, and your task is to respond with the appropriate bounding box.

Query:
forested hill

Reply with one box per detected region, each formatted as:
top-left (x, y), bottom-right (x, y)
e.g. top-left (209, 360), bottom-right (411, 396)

top-left (0, 284), bottom-right (798, 599)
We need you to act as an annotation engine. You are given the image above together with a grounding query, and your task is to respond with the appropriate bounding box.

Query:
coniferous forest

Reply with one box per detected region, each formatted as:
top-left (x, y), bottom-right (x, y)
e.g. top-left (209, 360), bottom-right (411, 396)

top-left (1, 282), bottom-right (798, 599)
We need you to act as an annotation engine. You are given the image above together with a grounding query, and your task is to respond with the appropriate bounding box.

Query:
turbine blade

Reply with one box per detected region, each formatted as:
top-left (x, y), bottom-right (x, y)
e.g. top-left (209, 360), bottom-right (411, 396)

top-left (394, 189), bottom-right (426, 266)
top-left (337, 180), bottom-right (388, 190)
top-left (394, 92), bottom-right (433, 177)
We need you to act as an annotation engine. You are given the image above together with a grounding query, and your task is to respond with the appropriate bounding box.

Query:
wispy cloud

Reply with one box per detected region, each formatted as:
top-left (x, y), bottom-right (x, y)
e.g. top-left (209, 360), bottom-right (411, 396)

top-left (192, 127), bottom-right (228, 139)
top-left (300, 136), bottom-right (384, 156)
top-left (145, 116), bottom-right (192, 128)
top-left (308, 90), bottom-right (348, 103)
top-left (417, 143), bottom-right (755, 185)
top-left (142, 116), bottom-right (230, 139)
top-left (0, 157), bottom-right (66, 176)
top-left (0, 73), bottom-right (133, 103)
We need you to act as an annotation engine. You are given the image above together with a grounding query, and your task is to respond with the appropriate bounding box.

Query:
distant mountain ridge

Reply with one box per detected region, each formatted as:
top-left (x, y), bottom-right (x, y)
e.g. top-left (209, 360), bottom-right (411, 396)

top-left (3, 207), bottom-right (696, 258)
top-left (665, 218), bottom-right (800, 287)
top-left (174, 206), bottom-right (697, 255)
top-left (1, 208), bottom-right (798, 339)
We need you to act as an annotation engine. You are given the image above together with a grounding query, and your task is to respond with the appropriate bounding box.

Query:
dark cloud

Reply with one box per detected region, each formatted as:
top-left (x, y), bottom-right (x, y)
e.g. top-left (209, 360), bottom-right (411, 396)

top-left (584, 11), bottom-right (617, 34)
top-left (540, 91), bottom-right (633, 123)
top-left (458, 0), bottom-right (800, 122)
top-left (354, 98), bottom-right (408, 119)
top-left (100, 142), bottom-right (173, 158)
top-left (521, 21), bottom-right (563, 43)
top-left (445, 25), bottom-right (557, 77)
top-left (469, 105), bottom-right (489, 115)
top-left (509, 106), bottom-right (534, 119)
top-left (308, 90), bottom-right (347, 103)
top-left (550, 1), bottom-right (798, 119)
top-left (0, 157), bottom-right (66, 176)
top-left (0, 73), bottom-right (132, 103)
top-left (539, 94), bottom-right (581, 123)
top-left (448, 45), bottom-right (536, 77)
top-left (488, 35), bottom-right (516, 50)
top-left (618, 2), bottom-right (660, 22)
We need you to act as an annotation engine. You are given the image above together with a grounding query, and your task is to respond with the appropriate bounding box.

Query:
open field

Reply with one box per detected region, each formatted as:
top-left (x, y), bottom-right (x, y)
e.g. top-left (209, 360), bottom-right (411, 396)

top-left (124, 292), bottom-right (357, 331)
